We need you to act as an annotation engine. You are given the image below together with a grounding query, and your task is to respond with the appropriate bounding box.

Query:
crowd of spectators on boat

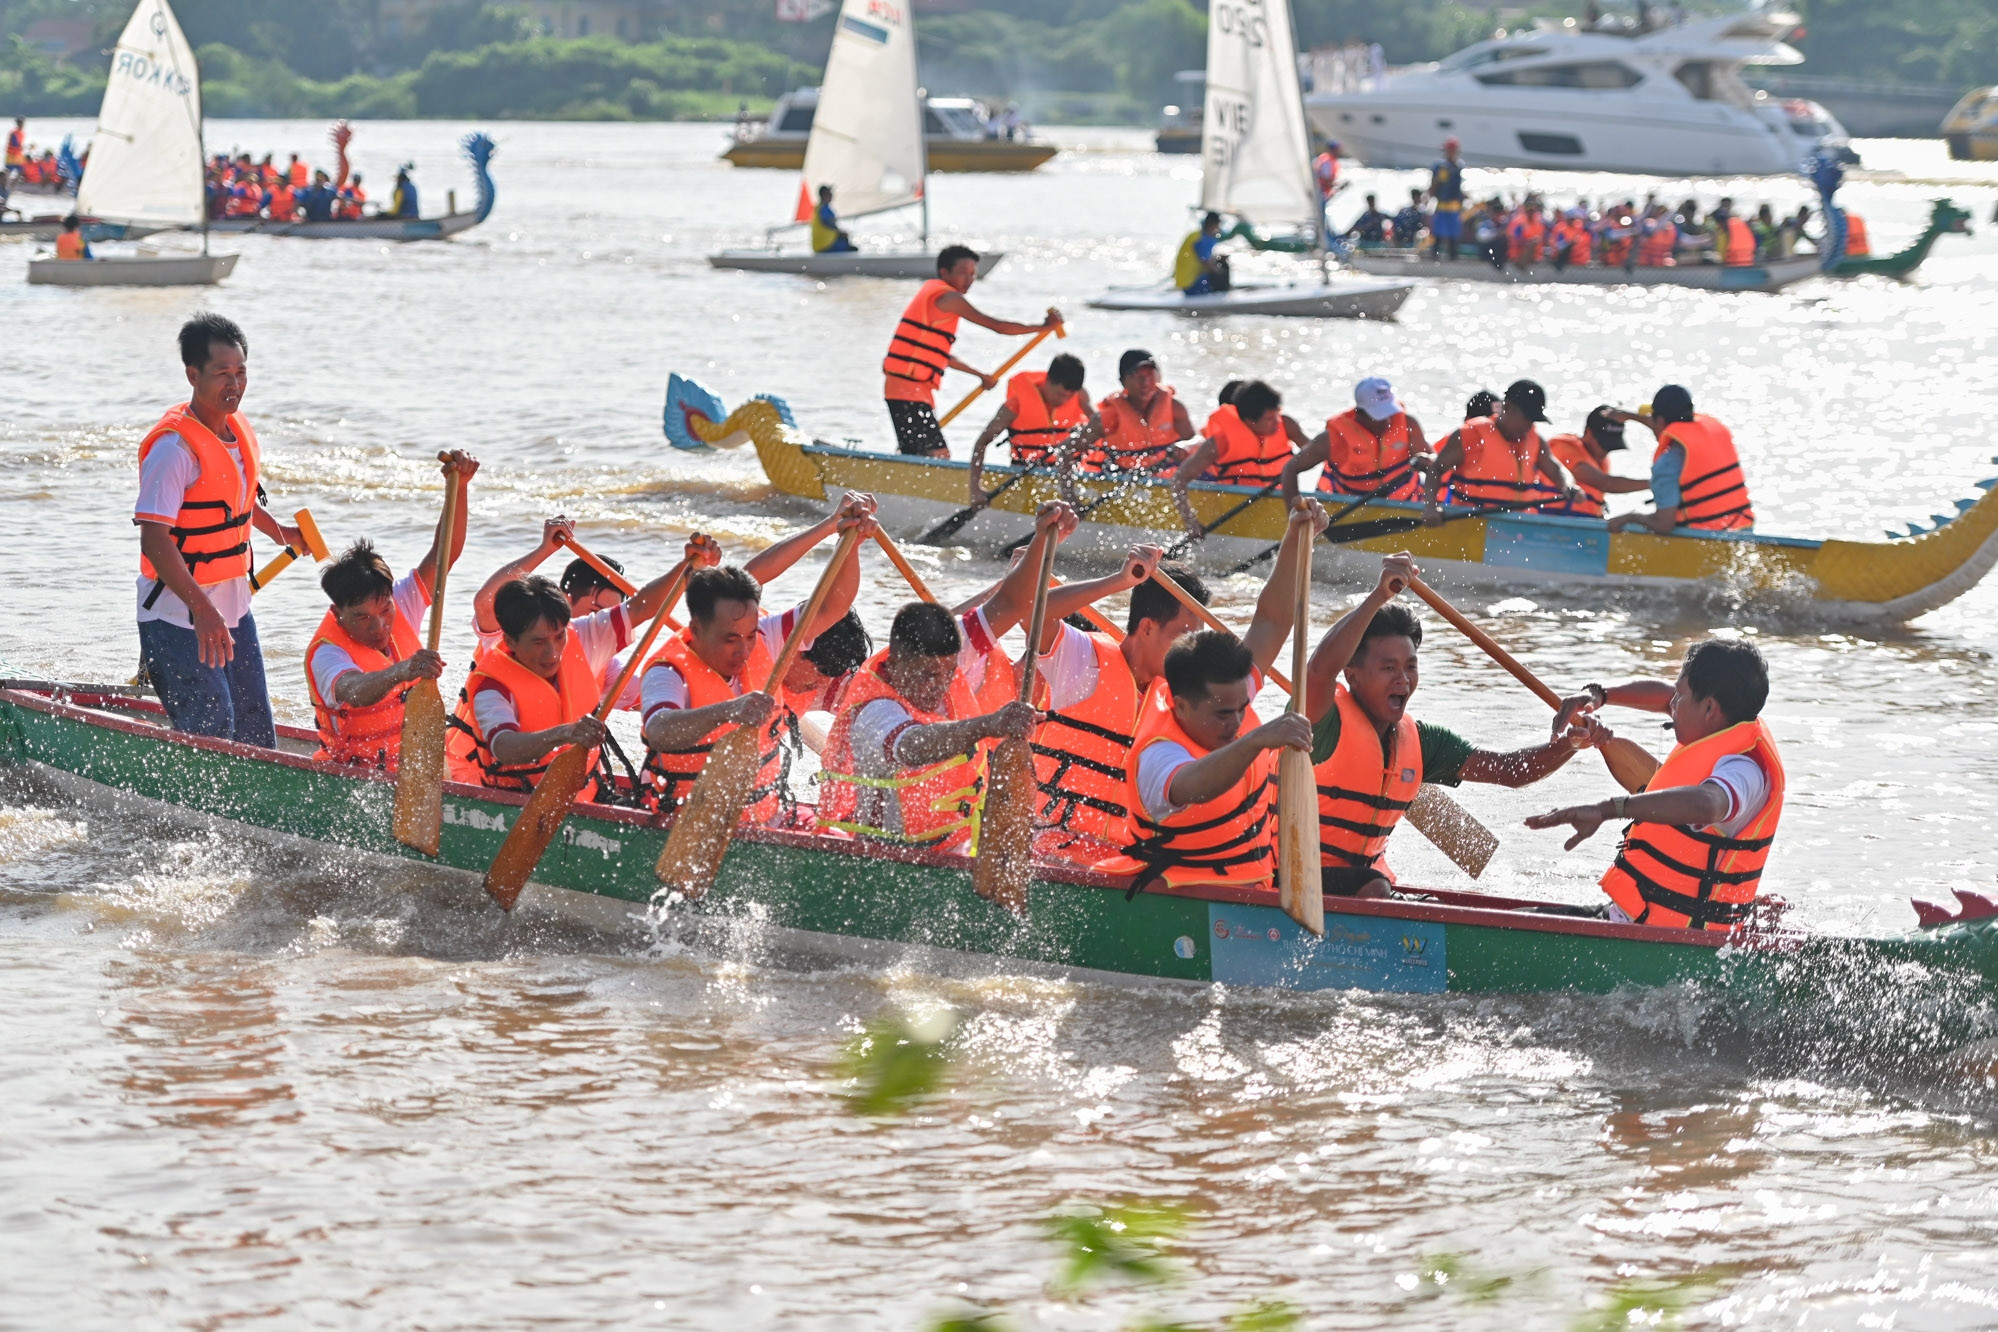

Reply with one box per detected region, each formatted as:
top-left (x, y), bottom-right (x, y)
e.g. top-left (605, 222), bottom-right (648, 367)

top-left (1342, 190), bottom-right (1846, 268)
top-left (203, 151), bottom-right (375, 223)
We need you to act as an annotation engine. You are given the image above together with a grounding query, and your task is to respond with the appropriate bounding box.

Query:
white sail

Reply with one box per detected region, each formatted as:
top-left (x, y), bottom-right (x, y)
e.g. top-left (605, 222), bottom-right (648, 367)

top-left (76, 0), bottom-right (205, 228)
top-left (1201, 0), bottom-right (1319, 229)
top-left (796, 0), bottom-right (924, 224)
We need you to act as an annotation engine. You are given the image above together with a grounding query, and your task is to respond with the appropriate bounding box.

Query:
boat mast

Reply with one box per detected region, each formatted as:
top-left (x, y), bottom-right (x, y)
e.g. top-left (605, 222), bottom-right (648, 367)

top-left (917, 86), bottom-right (931, 251)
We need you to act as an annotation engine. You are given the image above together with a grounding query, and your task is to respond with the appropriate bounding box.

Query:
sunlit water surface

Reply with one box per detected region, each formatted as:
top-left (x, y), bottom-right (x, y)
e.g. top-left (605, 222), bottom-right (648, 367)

top-left (6, 122), bottom-right (1998, 1328)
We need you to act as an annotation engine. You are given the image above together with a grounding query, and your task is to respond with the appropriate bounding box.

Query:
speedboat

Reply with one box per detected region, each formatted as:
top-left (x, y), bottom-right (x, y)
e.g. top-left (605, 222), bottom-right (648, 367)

top-left (721, 88), bottom-right (1056, 173)
top-left (1305, 11), bottom-right (1851, 177)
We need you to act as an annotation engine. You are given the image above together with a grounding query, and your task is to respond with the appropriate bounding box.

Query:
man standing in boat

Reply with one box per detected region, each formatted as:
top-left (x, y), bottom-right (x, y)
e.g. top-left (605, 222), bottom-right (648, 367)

top-left (1604, 385), bottom-right (1756, 534)
top-left (1302, 553), bottom-right (1607, 900)
top-left (882, 245), bottom-right (1062, 458)
top-left (136, 315), bottom-right (305, 748)
top-left (304, 451), bottom-right (478, 769)
top-left (1094, 502), bottom-right (1327, 895)
top-left (1529, 639), bottom-right (1785, 932)
top-left (963, 353), bottom-right (1098, 508)
top-left (1423, 137), bottom-right (1466, 261)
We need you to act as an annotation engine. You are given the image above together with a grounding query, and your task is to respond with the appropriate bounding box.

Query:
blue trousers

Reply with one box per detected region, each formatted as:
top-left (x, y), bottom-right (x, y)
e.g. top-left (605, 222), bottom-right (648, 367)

top-left (138, 613), bottom-right (277, 748)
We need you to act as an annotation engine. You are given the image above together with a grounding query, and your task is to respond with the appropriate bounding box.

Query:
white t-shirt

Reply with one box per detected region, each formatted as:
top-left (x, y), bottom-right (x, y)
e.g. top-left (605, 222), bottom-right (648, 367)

top-left (841, 608), bottom-right (1004, 833)
top-left (639, 604), bottom-right (805, 721)
top-left (1703, 752), bottom-right (1770, 838)
top-left (134, 431), bottom-right (253, 629)
top-left (1036, 620), bottom-right (1105, 713)
top-left (307, 570), bottom-right (432, 702)
top-left (1136, 741), bottom-right (1195, 822)
top-left (469, 605), bottom-right (631, 738)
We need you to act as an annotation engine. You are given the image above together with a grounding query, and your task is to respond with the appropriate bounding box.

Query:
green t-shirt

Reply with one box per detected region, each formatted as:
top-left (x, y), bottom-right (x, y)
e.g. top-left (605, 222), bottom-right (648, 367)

top-left (1311, 706), bottom-right (1475, 787)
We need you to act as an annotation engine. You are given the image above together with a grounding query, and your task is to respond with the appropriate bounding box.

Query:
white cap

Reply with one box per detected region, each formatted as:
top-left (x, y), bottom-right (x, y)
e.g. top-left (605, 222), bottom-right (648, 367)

top-left (1354, 376), bottom-right (1400, 422)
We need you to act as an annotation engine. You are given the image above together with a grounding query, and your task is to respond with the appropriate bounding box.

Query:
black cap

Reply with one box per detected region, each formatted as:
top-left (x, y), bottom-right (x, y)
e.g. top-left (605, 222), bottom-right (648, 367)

top-left (1652, 384), bottom-right (1695, 425)
top-left (1585, 405), bottom-right (1626, 452)
top-left (1504, 379), bottom-right (1549, 423)
top-left (1118, 349), bottom-right (1158, 380)
top-left (1464, 389), bottom-right (1499, 421)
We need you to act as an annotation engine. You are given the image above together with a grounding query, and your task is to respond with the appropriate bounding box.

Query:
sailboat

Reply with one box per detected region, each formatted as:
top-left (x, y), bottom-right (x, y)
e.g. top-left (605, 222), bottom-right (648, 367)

top-left (1088, 0), bottom-right (1409, 319)
top-left (26, 0), bottom-right (236, 287)
top-left (708, 0), bottom-right (1001, 279)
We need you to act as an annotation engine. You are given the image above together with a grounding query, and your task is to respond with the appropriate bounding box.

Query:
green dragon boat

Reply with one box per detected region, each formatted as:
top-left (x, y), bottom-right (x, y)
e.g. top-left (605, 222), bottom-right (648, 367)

top-left (5, 683), bottom-right (1997, 997)
top-left (1831, 199), bottom-right (1973, 279)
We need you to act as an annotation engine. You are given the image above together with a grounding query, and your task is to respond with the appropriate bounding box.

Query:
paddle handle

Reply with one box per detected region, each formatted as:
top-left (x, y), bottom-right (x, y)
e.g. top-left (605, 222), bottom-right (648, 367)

top-left (760, 527), bottom-right (863, 693)
top-left (937, 321), bottom-right (1064, 429)
top-left (424, 467), bottom-right (458, 654)
top-left (1406, 577), bottom-right (1563, 710)
top-left (1146, 569), bottom-right (1292, 695)
top-left (872, 529), bottom-right (940, 604)
top-left (552, 530), bottom-right (639, 598)
top-left (248, 508), bottom-right (327, 593)
top-left (1016, 538), bottom-right (1057, 705)
top-left (592, 557), bottom-right (693, 724)
top-left (1288, 531), bottom-right (1309, 716)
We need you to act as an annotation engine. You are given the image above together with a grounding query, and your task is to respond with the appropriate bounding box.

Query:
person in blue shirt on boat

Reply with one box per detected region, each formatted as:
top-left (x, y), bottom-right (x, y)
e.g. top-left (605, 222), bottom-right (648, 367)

top-left (809, 185), bottom-right (856, 254)
top-left (1602, 385), bottom-right (1756, 534)
top-left (389, 165), bottom-right (418, 220)
top-left (1301, 552), bottom-right (1607, 899)
top-left (1422, 137), bottom-right (1466, 260)
top-left (1341, 193), bottom-right (1393, 248)
top-left (1390, 189), bottom-right (1426, 248)
top-left (1174, 212), bottom-right (1230, 295)
top-left (297, 170), bottom-right (337, 223)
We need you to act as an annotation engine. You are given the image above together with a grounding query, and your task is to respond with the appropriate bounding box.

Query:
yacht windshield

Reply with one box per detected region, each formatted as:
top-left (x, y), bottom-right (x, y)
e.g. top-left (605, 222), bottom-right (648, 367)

top-left (1476, 60), bottom-right (1643, 89)
top-left (1674, 60), bottom-right (1755, 108)
top-left (1438, 45), bottom-right (1546, 73)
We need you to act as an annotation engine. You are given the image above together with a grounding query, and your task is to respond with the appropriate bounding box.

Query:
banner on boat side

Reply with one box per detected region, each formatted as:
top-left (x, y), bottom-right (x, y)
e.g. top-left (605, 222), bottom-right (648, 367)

top-left (1207, 904), bottom-right (1446, 992)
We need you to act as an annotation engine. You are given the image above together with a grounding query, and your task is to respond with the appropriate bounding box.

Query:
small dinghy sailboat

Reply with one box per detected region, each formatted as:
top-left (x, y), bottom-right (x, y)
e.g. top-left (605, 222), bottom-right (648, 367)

top-left (25, 0), bottom-right (235, 288)
top-left (1088, 0), bottom-right (1409, 320)
top-left (708, 0), bottom-right (1000, 280)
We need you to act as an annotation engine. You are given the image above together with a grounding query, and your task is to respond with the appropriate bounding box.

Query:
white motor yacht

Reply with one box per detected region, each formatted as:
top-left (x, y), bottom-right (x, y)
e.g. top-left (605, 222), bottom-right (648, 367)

top-left (1305, 10), bottom-right (1851, 177)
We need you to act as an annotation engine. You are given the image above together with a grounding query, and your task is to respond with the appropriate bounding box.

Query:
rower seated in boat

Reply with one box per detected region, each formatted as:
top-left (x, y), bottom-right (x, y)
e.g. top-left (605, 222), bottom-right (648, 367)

top-left (304, 452), bottom-right (476, 769)
top-left (1604, 385), bottom-right (1755, 534)
top-left (1542, 406), bottom-right (1649, 519)
top-left (818, 504), bottom-right (1074, 850)
top-left (1096, 503), bottom-right (1325, 894)
top-left (389, 166), bottom-right (418, 219)
top-left (1074, 349), bottom-right (1192, 478)
top-left (1530, 639), bottom-right (1785, 932)
top-left (1026, 545), bottom-right (1208, 867)
top-left (446, 556), bottom-right (691, 797)
top-left (1302, 554), bottom-right (1606, 900)
top-left (1421, 379), bottom-right (1581, 523)
top-left (778, 610), bottom-right (870, 718)
top-left (965, 354), bottom-right (1097, 509)
top-left (1281, 375), bottom-right (1429, 505)
top-left (54, 214), bottom-right (90, 260)
top-left (1172, 380), bottom-right (1296, 539)
top-left (638, 495), bottom-right (874, 819)
top-left (809, 185), bottom-right (856, 254)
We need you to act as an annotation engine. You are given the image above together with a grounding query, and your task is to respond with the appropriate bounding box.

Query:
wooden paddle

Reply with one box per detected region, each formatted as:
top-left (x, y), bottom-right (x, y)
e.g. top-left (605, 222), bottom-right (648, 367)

top-left (1222, 475), bottom-right (1400, 577)
top-left (937, 321), bottom-right (1064, 429)
top-left (1275, 534), bottom-right (1324, 935)
top-left (247, 508), bottom-right (330, 593)
top-left (654, 527), bottom-right (862, 900)
top-left (1406, 576), bottom-right (1660, 793)
top-left (393, 467), bottom-right (460, 854)
top-left (1161, 478), bottom-right (1284, 561)
top-left (873, 529), bottom-right (942, 604)
top-left (971, 536), bottom-right (1056, 915)
top-left (1145, 567), bottom-right (1500, 878)
top-left (915, 470), bottom-right (1028, 547)
top-left (482, 557), bottom-right (695, 910)
top-left (551, 530), bottom-right (637, 596)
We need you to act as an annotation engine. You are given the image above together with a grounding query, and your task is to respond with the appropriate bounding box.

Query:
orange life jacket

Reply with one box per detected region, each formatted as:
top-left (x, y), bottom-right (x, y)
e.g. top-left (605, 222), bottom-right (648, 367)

top-left (1723, 215), bottom-right (1756, 265)
top-left (1030, 632), bottom-right (1140, 854)
top-left (305, 603), bottom-right (421, 768)
top-left (1096, 678), bottom-right (1276, 892)
top-left (1507, 210), bottom-right (1545, 262)
top-left (1449, 417), bottom-right (1560, 510)
top-left (1843, 212), bottom-right (1870, 256)
top-left (1086, 386), bottom-right (1181, 473)
top-left (1002, 370), bottom-right (1087, 466)
top-left (1314, 683), bottom-right (1422, 874)
top-left (445, 636), bottom-right (603, 794)
top-left (55, 230), bottom-right (86, 259)
top-left (1316, 408), bottom-right (1420, 500)
top-left (817, 649), bottom-right (985, 851)
top-left (1601, 219), bottom-right (1635, 266)
top-left (288, 160), bottom-right (308, 187)
top-left (1560, 219), bottom-right (1594, 265)
top-left (882, 278), bottom-right (961, 405)
top-left (137, 405), bottom-right (262, 591)
top-left (1544, 433), bottom-right (1606, 517)
top-left (267, 185), bottom-right (296, 220)
top-left (1657, 414), bottom-right (1753, 530)
top-left (1202, 405), bottom-right (1291, 487)
top-left (639, 629), bottom-right (784, 822)
top-left (1600, 719), bottom-right (1785, 931)
top-left (4, 128), bottom-right (21, 165)
top-left (1637, 221), bottom-right (1676, 266)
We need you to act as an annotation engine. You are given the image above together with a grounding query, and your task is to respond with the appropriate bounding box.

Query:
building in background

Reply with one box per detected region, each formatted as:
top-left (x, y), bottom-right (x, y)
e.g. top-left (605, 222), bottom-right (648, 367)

top-left (21, 18), bottom-right (96, 63)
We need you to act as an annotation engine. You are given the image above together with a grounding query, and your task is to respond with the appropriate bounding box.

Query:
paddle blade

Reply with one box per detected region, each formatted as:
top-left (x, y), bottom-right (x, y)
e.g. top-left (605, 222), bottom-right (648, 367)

top-left (1406, 784), bottom-right (1497, 880)
top-left (1601, 735), bottom-right (1661, 794)
top-left (971, 737), bottom-right (1034, 915)
top-left (653, 723), bottom-right (762, 901)
top-left (798, 709), bottom-right (834, 755)
top-left (482, 744), bottom-right (591, 911)
top-left (915, 504), bottom-right (981, 547)
top-left (1276, 749), bottom-right (1323, 935)
top-left (391, 679), bottom-right (447, 854)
